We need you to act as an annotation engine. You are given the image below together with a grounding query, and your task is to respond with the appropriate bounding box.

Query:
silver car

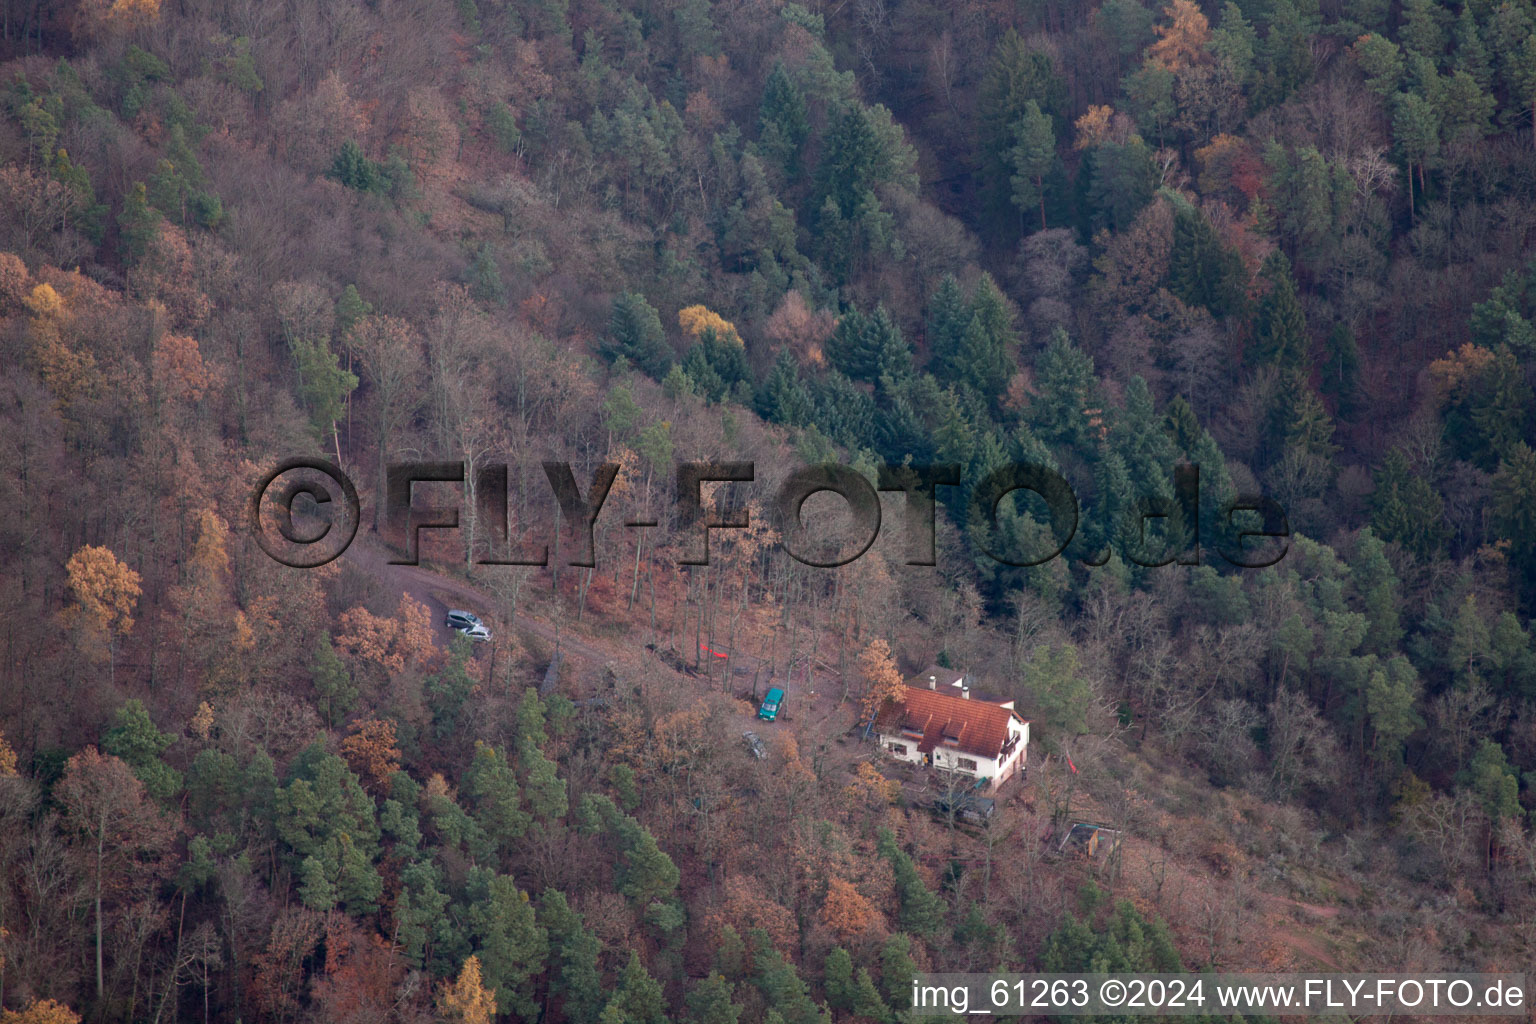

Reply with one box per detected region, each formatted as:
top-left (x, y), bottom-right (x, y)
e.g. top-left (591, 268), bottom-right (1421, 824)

top-left (445, 609), bottom-right (491, 642)
top-left (742, 731), bottom-right (767, 760)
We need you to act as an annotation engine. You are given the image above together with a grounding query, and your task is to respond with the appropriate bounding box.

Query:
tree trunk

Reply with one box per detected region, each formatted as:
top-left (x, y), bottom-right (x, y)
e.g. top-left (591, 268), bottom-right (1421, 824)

top-left (95, 808), bottom-right (106, 1002)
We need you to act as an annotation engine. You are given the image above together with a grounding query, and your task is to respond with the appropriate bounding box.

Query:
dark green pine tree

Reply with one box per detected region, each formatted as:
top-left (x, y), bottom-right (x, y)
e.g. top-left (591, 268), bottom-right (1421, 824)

top-left (335, 283), bottom-right (373, 339)
top-left (951, 273), bottom-right (1015, 404)
top-left (756, 351), bottom-right (814, 426)
top-left (466, 242), bottom-right (506, 306)
top-left (1399, 0), bottom-right (1445, 62)
top-left (1464, 347), bottom-right (1534, 469)
top-left (823, 948), bottom-right (856, 1012)
top-left (809, 371), bottom-right (877, 449)
top-left (685, 973), bottom-right (742, 1024)
top-left (813, 105), bottom-right (881, 227)
top-left (925, 273), bottom-right (971, 380)
top-left (102, 699), bottom-right (181, 800)
top-left (1492, 442), bottom-right (1536, 606)
top-left (869, 304), bottom-right (915, 383)
top-left (826, 307), bottom-right (870, 380)
top-left (878, 935), bottom-right (917, 1010)
top-left (522, 745), bottom-right (568, 822)
top-left (1370, 448), bottom-right (1446, 559)
top-left (117, 180), bottom-right (161, 265)
top-left (682, 328), bottom-right (753, 404)
top-left (1008, 99), bottom-right (1056, 232)
top-left (847, 968), bottom-right (888, 1021)
top-left (977, 29), bottom-right (1067, 230)
top-left (876, 828), bottom-right (945, 937)
top-left (714, 924), bottom-right (749, 981)
top-left (427, 634), bottom-right (477, 737)
top-left (826, 304), bottom-right (911, 384)
top-left (1320, 322), bottom-right (1362, 420)
top-left (1271, 369), bottom-right (1338, 460)
top-left (329, 139), bottom-right (381, 192)
top-left (1085, 136), bottom-right (1158, 233)
top-left (541, 890), bottom-right (607, 1024)
top-left (873, 376), bottom-right (932, 464)
top-left (461, 741), bottom-right (530, 856)
top-left (1251, 250), bottom-right (1309, 369)
top-left (1167, 205), bottom-right (1247, 318)
top-left (604, 950), bottom-right (669, 1024)
top-left (605, 291), bottom-right (672, 379)
top-left (1028, 327), bottom-right (1097, 452)
top-left (1454, 5), bottom-right (1493, 90)
top-left (1164, 394), bottom-right (1203, 454)
top-left (1352, 527), bottom-right (1404, 657)
top-left (758, 63), bottom-right (809, 179)
top-left (618, 822), bottom-right (680, 906)
top-left (468, 874), bottom-right (547, 1018)
top-left (752, 942), bottom-right (825, 1024)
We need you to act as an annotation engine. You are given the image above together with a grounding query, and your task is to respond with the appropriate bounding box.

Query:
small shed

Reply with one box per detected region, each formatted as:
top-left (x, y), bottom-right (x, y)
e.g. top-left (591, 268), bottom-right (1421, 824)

top-left (1055, 822), bottom-right (1123, 860)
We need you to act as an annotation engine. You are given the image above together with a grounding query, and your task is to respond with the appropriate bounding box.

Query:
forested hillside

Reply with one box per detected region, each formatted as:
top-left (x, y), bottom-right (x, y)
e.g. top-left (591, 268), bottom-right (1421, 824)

top-left (1, 0), bottom-right (1535, 1021)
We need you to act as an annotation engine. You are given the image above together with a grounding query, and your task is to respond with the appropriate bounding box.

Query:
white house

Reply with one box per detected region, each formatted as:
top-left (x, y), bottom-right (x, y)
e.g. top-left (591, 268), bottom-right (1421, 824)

top-left (872, 666), bottom-right (1029, 792)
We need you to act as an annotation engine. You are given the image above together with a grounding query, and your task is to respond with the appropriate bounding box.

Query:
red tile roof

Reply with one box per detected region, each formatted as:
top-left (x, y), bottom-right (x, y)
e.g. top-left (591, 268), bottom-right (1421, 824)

top-left (874, 684), bottom-right (1025, 760)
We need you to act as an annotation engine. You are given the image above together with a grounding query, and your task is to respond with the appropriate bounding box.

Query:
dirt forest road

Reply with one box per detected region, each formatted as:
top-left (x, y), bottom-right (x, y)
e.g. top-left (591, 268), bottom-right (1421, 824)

top-left (336, 532), bottom-right (856, 738)
top-left (340, 533), bottom-right (613, 667)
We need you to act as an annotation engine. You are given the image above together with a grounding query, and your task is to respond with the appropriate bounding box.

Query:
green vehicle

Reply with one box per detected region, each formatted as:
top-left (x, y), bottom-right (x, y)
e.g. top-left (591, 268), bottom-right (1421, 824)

top-left (758, 687), bottom-right (785, 721)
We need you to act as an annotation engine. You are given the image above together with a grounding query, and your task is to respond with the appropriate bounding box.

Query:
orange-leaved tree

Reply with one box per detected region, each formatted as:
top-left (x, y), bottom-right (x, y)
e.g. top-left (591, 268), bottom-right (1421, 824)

top-left (857, 638), bottom-right (904, 722)
top-left (340, 719), bottom-right (402, 794)
top-left (820, 877), bottom-right (879, 941)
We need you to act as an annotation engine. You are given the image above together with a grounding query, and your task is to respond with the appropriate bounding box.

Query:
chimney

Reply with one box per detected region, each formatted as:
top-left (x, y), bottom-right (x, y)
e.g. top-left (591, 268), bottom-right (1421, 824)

top-left (928, 675), bottom-right (936, 690)
top-left (961, 685), bottom-right (970, 700)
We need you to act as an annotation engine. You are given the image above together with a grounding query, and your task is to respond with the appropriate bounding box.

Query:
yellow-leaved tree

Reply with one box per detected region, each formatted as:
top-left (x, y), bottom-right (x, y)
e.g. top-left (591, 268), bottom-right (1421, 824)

top-left (0, 998), bottom-right (83, 1024)
top-left (438, 955), bottom-right (496, 1024)
top-left (677, 304), bottom-right (742, 345)
top-left (1147, 0), bottom-right (1212, 70)
top-left (64, 545), bottom-right (141, 683)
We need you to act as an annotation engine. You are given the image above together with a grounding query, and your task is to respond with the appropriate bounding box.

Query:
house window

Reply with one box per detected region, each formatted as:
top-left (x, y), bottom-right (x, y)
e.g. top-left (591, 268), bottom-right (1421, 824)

top-left (889, 743), bottom-right (907, 756)
top-left (956, 757), bottom-right (978, 773)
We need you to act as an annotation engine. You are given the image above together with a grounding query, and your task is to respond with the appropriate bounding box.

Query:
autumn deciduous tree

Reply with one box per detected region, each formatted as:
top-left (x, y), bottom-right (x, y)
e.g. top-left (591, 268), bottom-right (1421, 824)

top-left (54, 748), bottom-right (171, 1003)
top-left (0, 999), bottom-right (83, 1024)
top-left (678, 304), bottom-right (742, 345)
top-left (820, 878), bottom-right (878, 940)
top-left (344, 314), bottom-right (423, 530)
top-left (857, 638), bottom-right (904, 720)
top-left (843, 761), bottom-right (898, 810)
top-left (340, 719), bottom-right (402, 794)
top-left (334, 596), bottom-right (438, 678)
top-left (439, 955), bottom-right (497, 1024)
top-left (64, 545), bottom-right (141, 682)
top-left (0, 731), bottom-right (16, 776)
top-left (1147, 0), bottom-right (1212, 70)
top-left (762, 290), bottom-right (835, 367)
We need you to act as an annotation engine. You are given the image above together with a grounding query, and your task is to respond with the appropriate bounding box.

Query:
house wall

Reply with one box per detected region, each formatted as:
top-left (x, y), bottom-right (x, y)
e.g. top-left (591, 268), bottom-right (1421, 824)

top-left (878, 717), bottom-right (1031, 793)
top-left (931, 744), bottom-right (998, 779)
top-left (878, 734), bottom-right (925, 764)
